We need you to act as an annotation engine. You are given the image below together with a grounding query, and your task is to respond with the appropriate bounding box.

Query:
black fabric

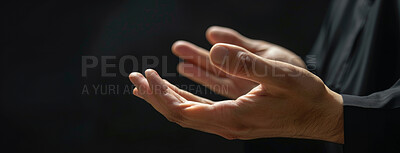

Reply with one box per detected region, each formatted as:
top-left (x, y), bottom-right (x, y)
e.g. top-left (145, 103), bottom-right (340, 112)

top-left (341, 81), bottom-right (400, 153)
top-left (308, 0), bottom-right (400, 95)
top-left (307, 0), bottom-right (400, 152)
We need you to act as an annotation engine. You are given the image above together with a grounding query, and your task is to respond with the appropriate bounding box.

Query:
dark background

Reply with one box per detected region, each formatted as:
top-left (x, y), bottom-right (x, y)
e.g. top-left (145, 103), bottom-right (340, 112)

top-left (1, 0), bottom-right (332, 152)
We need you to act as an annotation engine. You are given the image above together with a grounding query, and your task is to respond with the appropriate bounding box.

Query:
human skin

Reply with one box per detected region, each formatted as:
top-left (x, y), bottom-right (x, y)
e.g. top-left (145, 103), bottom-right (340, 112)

top-left (128, 26), bottom-right (344, 144)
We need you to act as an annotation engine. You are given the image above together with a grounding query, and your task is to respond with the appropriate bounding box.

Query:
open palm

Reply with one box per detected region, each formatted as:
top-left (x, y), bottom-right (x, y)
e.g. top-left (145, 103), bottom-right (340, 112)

top-left (129, 42), bottom-right (343, 143)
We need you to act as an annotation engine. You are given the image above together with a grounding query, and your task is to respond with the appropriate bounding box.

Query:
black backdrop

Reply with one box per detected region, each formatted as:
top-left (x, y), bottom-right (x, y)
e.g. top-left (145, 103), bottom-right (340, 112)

top-left (1, 0), bottom-right (332, 153)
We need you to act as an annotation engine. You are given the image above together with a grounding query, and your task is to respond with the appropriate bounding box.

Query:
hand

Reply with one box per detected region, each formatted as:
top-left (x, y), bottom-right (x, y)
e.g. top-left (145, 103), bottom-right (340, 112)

top-left (129, 43), bottom-right (344, 144)
top-left (172, 26), bottom-right (306, 99)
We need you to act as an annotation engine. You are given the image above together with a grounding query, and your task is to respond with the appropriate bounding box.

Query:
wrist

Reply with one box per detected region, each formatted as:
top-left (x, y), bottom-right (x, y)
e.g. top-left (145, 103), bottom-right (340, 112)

top-left (292, 87), bottom-right (344, 143)
top-left (316, 88), bottom-right (344, 144)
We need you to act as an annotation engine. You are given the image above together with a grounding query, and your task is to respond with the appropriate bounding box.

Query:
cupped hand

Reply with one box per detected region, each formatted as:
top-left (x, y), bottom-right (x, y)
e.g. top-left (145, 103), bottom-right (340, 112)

top-left (129, 43), bottom-right (344, 144)
top-left (172, 26), bottom-right (306, 99)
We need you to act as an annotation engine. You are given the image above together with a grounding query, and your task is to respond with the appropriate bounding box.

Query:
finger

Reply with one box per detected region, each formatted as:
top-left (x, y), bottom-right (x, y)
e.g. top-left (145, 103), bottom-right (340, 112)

top-left (172, 40), bottom-right (227, 76)
top-left (129, 72), bottom-right (175, 116)
top-left (177, 62), bottom-right (233, 97)
top-left (144, 69), bottom-right (226, 124)
top-left (209, 43), bottom-right (301, 88)
top-left (132, 87), bottom-right (142, 98)
top-left (163, 79), bottom-right (214, 104)
top-left (177, 100), bottom-right (242, 140)
top-left (136, 70), bottom-right (242, 139)
top-left (129, 72), bottom-right (151, 99)
top-left (143, 70), bottom-right (217, 126)
top-left (145, 69), bottom-right (187, 105)
top-left (206, 26), bottom-right (272, 52)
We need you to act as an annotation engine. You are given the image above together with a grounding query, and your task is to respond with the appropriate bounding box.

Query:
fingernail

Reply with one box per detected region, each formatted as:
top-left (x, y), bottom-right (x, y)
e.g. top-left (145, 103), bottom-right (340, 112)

top-left (129, 72), bottom-right (138, 78)
top-left (145, 69), bottom-right (155, 77)
top-left (129, 72), bottom-right (140, 85)
top-left (211, 46), bottom-right (229, 65)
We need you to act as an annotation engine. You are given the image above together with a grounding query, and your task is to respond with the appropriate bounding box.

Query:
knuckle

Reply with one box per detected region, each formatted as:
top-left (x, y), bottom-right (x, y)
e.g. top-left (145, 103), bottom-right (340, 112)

top-left (177, 122), bottom-right (190, 128)
top-left (232, 52), bottom-right (253, 75)
top-left (224, 121), bottom-right (251, 139)
top-left (165, 110), bottom-right (186, 124)
top-left (221, 132), bottom-right (239, 140)
top-left (165, 115), bottom-right (177, 123)
top-left (253, 41), bottom-right (272, 51)
top-left (221, 117), bottom-right (251, 140)
top-left (228, 123), bottom-right (250, 134)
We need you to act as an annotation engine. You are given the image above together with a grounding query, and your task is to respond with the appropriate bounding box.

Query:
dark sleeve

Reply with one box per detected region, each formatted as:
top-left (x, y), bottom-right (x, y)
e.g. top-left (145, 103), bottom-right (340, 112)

top-left (342, 79), bottom-right (400, 153)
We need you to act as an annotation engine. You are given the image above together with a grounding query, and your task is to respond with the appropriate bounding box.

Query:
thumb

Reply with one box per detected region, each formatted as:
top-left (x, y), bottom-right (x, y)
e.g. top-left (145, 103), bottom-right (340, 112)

top-left (209, 43), bottom-right (299, 88)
